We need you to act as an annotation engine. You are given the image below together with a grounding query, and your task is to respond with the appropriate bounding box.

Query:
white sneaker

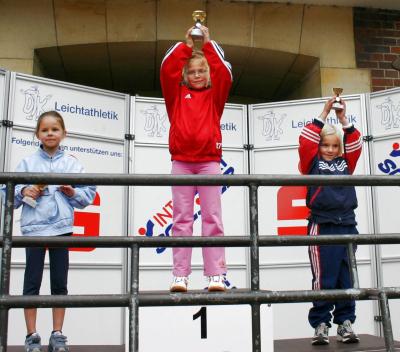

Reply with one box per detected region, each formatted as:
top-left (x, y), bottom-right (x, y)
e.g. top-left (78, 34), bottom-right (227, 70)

top-left (207, 275), bottom-right (226, 292)
top-left (170, 276), bottom-right (188, 292)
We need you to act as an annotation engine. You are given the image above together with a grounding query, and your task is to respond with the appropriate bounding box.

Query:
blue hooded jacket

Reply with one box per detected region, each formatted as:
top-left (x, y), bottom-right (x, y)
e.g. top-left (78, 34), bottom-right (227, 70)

top-left (12, 146), bottom-right (96, 236)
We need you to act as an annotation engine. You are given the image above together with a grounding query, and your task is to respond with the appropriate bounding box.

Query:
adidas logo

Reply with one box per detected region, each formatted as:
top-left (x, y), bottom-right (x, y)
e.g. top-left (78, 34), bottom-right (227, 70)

top-left (184, 93), bottom-right (192, 99)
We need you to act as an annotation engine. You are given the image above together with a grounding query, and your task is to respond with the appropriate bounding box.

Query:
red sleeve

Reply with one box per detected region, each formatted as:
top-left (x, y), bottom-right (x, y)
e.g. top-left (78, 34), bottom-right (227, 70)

top-left (202, 40), bottom-right (233, 117)
top-left (298, 119), bottom-right (323, 174)
top-left (343, 125), bottom-right (362, 174)
top-left (160, 42), bottom-right (193, 120)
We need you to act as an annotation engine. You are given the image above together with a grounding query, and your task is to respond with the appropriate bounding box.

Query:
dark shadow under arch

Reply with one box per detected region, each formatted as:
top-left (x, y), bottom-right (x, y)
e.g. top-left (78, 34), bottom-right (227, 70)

top-left (34, 41), bottom-right (319, 104)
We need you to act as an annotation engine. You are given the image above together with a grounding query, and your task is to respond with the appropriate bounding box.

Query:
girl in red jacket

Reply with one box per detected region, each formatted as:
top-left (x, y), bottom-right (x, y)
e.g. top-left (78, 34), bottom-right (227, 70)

top-left (160, 26), bottom-right (232, 292)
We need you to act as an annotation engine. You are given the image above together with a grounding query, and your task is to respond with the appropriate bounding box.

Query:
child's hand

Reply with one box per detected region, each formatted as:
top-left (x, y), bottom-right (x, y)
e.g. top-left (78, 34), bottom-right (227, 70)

top-left (185, 27), bottom-right (194, 48)
top-left (22, 186), bottom-right (42, 200)
top-left (200, 25), bottom-right (210, 43)
top-left (319, 97), bottom-right (336, 120)
top-left (59, 185), bottom-right (75, 197)
top-left (335, 99), bottom-right (349, 126)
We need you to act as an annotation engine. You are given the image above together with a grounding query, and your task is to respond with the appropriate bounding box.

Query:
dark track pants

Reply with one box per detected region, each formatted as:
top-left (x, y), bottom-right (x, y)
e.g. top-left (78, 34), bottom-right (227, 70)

top-left (308, 222), bottom-right (357, 328)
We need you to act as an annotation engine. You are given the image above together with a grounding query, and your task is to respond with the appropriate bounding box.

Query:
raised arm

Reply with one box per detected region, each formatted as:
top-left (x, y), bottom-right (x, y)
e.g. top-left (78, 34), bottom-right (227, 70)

top-left (342, 125), bottom-right (362, 174)
top-left (201, 27), bottom-right (232, 116)
top-left (335, 99), bottom-right (363, 174)
top-left (160, 33), bottom-right (193, 117)
top-left (298, 119), bottom-right (324, 174)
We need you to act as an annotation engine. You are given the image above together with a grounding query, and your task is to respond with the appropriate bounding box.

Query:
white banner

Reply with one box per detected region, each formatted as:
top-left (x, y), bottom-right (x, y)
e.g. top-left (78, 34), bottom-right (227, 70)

top-left (369, 88), bottom-right (400, 138)
top-left (250, 95), bottom-right (365, 148)
top-left (131, 97), bottom-right (247, 148)
top-left (10, 74), bottom-right (128, 140)
top-left (370, 137), bottom-right (400, 259)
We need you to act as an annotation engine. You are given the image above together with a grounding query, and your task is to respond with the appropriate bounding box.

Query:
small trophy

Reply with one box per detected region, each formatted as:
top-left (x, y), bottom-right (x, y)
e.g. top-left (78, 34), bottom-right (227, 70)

top-left (191, 10), bottom-right (206, 40)
top-left (22, 184), bottom-right (47, 208)
top-left (332, 88), bottom-right (344, 111)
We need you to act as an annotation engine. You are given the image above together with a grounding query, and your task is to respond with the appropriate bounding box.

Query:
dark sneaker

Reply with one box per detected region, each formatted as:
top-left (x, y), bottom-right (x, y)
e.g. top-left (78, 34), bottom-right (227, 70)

top-left (337, 320), bottom-right (360, 343)
top-left (311, 322), bottom-right (329, 345)
top-left (24, 332), bottom-right (43, 352)
top-left (48, 331), bottom-right (69, 352)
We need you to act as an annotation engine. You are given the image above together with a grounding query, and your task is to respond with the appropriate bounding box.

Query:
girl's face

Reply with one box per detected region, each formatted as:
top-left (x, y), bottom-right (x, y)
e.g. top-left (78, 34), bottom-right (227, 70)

top-left (36, 116), bottom-right (66, 155)
top-left (319, 134), bottom-right (340, 161)
top-left (186, 59), bottom-right (209, 90)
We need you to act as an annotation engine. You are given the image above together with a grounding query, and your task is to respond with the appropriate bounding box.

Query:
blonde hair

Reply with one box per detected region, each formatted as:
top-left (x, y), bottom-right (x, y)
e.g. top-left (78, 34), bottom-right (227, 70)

top-left (320, 124), bottom-right (344, 156)
top-left (182, 51), bottom-right (211, 88)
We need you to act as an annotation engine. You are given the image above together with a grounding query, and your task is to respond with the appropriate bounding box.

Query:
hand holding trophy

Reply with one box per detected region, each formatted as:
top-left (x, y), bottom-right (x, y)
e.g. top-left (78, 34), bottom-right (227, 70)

top-left (332, 88), bottom-right (344, 111)
top-left (22, 184), bottom-right (47, 208)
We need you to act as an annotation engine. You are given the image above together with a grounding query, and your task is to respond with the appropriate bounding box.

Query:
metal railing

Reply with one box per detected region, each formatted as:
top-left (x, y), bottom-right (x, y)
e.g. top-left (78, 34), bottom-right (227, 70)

top-left (1, 173), bottom-right (400, 352)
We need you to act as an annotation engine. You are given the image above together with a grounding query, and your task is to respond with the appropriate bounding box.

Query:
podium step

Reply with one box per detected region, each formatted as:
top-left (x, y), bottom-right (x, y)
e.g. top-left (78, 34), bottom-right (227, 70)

top-left (7, 334), bottom-right (400, 351)
top-left (275, 334), bottom-right (400, 351)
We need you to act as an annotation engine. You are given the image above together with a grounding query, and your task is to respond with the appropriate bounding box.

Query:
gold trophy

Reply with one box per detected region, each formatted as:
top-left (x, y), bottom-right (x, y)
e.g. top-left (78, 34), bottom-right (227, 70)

top-left (22, 184), bottom-right (47, 208)
top-left (332, 88), bottom-right (344, 111)
top-left (191, 10), bottom-right (206, 40)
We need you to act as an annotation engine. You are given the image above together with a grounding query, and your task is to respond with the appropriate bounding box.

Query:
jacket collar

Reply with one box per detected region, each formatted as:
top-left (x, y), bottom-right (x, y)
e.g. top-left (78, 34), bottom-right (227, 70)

top-left (38, 145), bottom-right (64, 160)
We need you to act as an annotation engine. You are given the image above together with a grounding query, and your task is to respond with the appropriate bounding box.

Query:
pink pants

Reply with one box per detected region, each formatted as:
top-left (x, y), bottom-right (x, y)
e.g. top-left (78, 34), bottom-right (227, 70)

top-left (171, 160), bottom-right (226, 277)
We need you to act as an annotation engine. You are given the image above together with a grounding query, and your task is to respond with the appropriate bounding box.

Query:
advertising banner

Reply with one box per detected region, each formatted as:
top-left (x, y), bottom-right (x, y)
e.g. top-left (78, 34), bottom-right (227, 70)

top-left (369, 90), bottom-right (400, 333)
top-left (371, 137), bottom-right (400, 259)
top-left (369, 87), bottom-right (400, 138)
top-left (9, 73), bottom-right (129, 140)
top-left (250, 95), bottom-right (366, 148)
top-left (132, 97), bottom-right (247, 149)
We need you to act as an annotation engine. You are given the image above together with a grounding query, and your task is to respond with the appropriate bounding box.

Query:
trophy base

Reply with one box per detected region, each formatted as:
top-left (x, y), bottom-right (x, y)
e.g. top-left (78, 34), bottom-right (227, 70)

top-left (190, 28), bottom-right (203, 41)
top-left (22, 196), bottom-right (37, 208)
top-left (332, 103), bottom-right (344, 111)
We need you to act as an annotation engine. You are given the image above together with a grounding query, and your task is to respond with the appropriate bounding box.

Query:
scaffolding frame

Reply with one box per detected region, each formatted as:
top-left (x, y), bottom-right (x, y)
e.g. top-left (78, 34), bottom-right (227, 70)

top-left (1, 172), bottom-right (400, 352)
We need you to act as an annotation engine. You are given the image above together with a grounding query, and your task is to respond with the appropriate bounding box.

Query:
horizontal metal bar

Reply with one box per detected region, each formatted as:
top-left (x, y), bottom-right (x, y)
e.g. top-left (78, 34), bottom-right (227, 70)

top-left (0, 172), bottom-right (399, 186)
top-left (2, 234), bottom-right (400, 248)
top-left (2, 287), bottom-right (400, 309)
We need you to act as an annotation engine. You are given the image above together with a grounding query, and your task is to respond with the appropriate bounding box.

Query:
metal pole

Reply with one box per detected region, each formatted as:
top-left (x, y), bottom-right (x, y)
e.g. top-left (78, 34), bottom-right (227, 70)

top-left (347, 243), bottom-right (359, 289)
top-left (249, 184), bottom-right (261, 352)
top-left (0, 182), bottom-right (14, 352)
top-left (379, 291), bottom-right (394, 352)
top-left (129, 244), bottom-right (140, 352)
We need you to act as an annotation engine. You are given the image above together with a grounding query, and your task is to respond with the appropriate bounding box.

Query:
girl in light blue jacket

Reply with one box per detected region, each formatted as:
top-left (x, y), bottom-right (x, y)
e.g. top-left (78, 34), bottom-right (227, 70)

top-left (15, 110), bottom-right (96, 352)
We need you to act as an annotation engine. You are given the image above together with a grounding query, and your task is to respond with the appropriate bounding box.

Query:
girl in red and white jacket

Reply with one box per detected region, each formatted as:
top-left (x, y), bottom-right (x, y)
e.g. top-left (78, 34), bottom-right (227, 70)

top-left (298, 97), bottom-right (363, 346)
top-left (160, 26), bottom-right (232, 292)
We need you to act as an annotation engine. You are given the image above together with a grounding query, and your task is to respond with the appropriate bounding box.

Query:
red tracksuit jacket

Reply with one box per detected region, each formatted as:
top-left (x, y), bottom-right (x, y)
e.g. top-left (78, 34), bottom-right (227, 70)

top-left (160, 41), bottom-right (232, 162)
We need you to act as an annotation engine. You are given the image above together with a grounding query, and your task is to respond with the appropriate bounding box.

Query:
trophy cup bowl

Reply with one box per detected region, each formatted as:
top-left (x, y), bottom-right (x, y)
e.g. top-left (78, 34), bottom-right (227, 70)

top-left (332, 88), bottom-right (344, 111)
top-left (191, 10), bottom-right (206, 40)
